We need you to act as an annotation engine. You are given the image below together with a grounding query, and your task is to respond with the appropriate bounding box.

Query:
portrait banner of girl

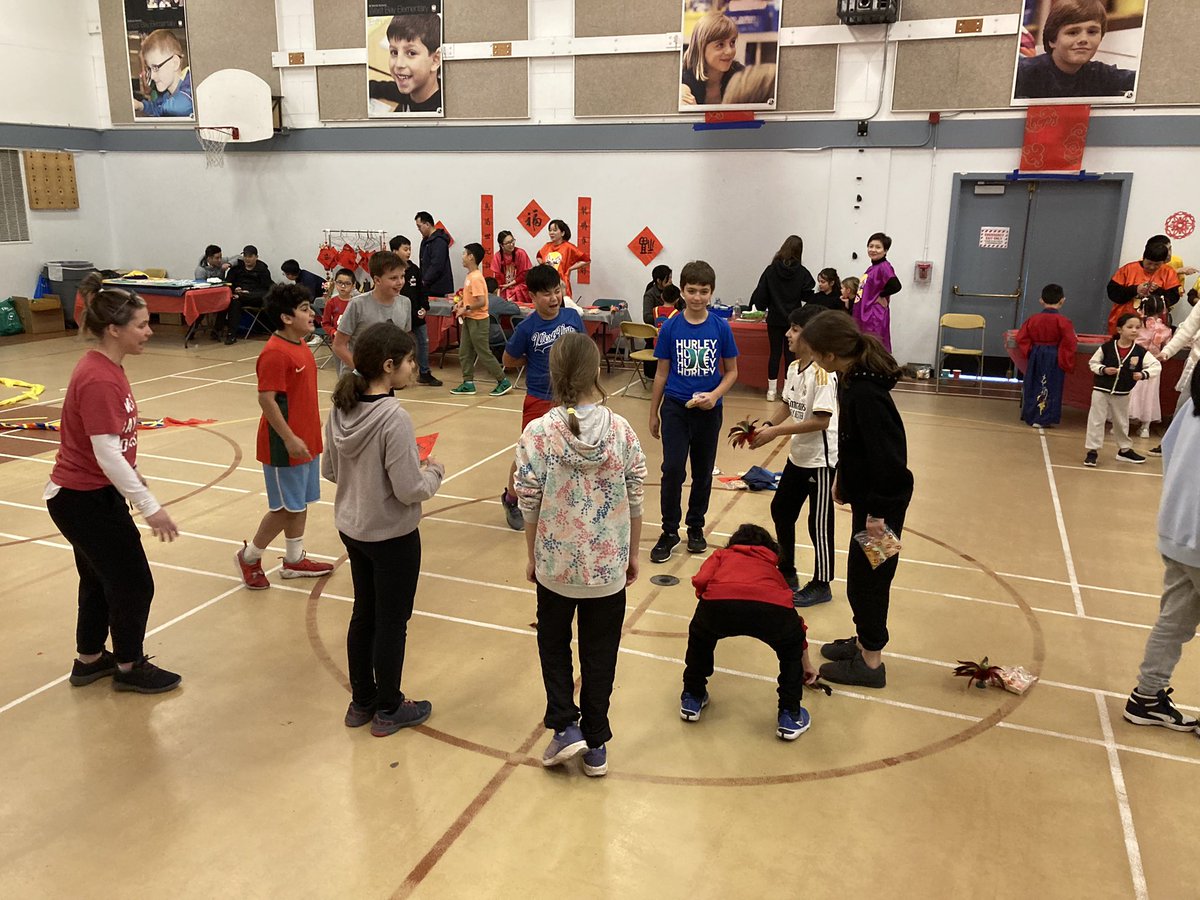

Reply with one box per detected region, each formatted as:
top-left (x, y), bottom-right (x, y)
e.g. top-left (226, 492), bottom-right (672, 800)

top-left (124, 0), bottom-right (194, 120)
top-left (679, 0), bottom-right (781, 112)
top-left (1011, 0), bottom-right (1148, 105)
top-left (367, 2), bottom-right (444, 118)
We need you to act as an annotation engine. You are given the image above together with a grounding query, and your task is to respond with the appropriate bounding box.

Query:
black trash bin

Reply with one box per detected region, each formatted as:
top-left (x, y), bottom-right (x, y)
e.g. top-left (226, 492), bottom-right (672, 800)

top-left (43, 260), bottom-right (96, 328)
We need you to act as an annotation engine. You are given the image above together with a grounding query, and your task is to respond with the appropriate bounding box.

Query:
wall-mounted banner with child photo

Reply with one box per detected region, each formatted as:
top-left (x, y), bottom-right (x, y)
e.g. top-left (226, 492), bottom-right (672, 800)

top-left (679, 0), bottom-right (781, 112)
top-left (366, 2), bottom-right (444, 117)
top-left (124, 0), bottom-right (194, 120)
top-left (1011, 0), bottom-right (1148, 106)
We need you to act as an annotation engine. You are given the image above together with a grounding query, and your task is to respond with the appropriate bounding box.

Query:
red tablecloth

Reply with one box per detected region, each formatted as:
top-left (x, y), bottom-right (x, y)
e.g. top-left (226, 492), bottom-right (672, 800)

top-left (730, 319), bottom-right (770, 390)
top-left (76, 285), bottom-right (231, 326)
top-left (1004, 330), bottom-right (1185, 417)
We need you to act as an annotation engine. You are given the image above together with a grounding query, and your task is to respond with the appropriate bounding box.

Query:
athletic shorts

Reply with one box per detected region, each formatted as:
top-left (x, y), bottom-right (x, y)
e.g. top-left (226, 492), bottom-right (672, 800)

top-left (263, 458), bottom-right (321, 512)
top-left (522, 395), bottom-right (556, 430)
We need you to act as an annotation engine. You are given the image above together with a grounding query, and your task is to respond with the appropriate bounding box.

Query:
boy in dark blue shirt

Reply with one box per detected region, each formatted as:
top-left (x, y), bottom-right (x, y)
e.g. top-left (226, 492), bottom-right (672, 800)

top-left (649, 260), bottom-right (739, 562)
top-left (500, 264), bottom-right (585, 530)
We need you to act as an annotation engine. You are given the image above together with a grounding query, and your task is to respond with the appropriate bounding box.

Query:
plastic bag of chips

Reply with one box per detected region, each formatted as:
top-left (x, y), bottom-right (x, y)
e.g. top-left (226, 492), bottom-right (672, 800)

top-left (997, 666), bottom-right (1037, 695)
top-left (853, 526), bottom-right (902, 569)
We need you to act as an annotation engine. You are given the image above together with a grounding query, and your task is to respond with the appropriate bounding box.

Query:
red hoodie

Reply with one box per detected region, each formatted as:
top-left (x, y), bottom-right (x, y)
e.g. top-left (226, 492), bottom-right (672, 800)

top-left (692, 545), bottom-right (797, 610)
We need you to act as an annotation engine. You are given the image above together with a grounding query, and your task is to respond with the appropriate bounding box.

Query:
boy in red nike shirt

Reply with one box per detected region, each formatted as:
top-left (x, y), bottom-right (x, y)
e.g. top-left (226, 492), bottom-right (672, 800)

top-left (236, 283), bottom-right (335, 588)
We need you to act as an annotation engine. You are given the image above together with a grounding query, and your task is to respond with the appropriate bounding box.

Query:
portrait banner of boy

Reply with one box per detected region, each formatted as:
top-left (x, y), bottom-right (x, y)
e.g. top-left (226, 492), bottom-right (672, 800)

top-left (123, 0), bottom-right (194, 121)
top-left (366, 3), bottom-right (444, 118)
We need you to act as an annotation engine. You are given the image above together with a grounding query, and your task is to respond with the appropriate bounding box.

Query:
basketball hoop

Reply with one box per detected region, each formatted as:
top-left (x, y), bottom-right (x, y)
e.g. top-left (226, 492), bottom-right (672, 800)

top-left (194, 126), bottom-right (239, 168)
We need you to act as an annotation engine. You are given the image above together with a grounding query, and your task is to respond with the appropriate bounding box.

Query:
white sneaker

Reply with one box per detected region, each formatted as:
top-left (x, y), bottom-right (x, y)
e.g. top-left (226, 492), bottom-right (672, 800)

top-left (1139, 425), bottom-right (1150, 438)
top-left (766, 385), bottom-right (776, 402)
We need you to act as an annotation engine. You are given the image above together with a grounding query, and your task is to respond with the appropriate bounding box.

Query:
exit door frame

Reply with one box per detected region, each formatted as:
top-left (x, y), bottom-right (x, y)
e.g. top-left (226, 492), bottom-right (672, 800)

top-left (940, 172), bottom-right (1133, 364)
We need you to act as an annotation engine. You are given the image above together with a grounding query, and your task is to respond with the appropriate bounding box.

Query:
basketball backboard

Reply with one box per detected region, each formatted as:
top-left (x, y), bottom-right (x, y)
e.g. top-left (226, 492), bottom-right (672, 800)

top-left (195, 68), bottom-right (274, 143)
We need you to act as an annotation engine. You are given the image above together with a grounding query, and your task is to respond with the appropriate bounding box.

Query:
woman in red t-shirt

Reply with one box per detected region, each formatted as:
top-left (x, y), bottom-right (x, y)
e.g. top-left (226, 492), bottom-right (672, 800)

top-left (45, 289), bottom-right (182, 694)
top-left (537, 219), bottom-right (590, 298)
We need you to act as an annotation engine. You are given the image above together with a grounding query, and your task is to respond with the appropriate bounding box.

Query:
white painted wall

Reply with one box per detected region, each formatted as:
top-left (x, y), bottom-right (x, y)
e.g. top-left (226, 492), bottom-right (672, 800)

top-left (0, 153), bottom-right (114, 301)
top-left (0, 0), bottom-right (103, 128)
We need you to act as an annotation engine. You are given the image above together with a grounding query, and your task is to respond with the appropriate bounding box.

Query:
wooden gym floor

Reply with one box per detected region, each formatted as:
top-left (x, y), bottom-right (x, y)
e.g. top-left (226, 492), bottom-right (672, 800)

top-left (0, 327), bottom-right (1194, 899)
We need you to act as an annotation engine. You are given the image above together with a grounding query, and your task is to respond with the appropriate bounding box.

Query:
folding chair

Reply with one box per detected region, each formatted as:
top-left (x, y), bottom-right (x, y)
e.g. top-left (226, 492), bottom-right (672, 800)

top-left (619, 321), bottom-right (659, 397)
top-left (935, 313), bottom-right (986, 394)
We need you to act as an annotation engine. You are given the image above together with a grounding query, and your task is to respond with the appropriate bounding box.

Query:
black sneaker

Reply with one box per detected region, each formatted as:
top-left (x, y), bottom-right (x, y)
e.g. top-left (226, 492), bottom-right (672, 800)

top-left (781, 571), bottom-right (800, 591)
top-left (112, 656), bottom-right (182, 694)
top-left (500, 490), bottom-right (524, 531)
top-left (650, 532), bottom-right (680, 563)
top-left (69, 650), bottom-right (118, 686)
top-left (819, 653), bottom-right (886, 689)
top-left (820, 636), bottom-right (859, 662)
top-left (371, 698), bottom-right (432, 736)
top-left (417, 371), bottom-right (443, 387)
top-left (1148, 444), bottom-right (1162, 457)
top-left (223, 333), bottom-right (238, 345)
top-left (1117, 448), bottom-right (1146, 465)
top-left (344, 700), bottom-right (375, 728)
top-left (1123, 687), bottom-right (1199, 731)
top-left (1083, 450), bottom-right (1098, 467)
top-left (794, 580), bottom-right (833, 608)
top-left (686, 528), bottom-right (707, 554)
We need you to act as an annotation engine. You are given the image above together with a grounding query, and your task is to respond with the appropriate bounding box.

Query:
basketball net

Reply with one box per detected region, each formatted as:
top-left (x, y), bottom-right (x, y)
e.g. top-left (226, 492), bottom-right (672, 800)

top-left (194, 126), bottom-right (239, 169)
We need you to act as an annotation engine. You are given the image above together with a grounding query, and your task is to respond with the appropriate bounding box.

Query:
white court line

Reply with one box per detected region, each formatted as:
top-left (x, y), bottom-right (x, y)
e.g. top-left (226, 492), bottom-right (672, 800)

top-left (1039, 429), bottom-right (1086, 617)
top-left (5, 521), bottom-right (1200, 774)
top-left (1096, 693), bottom-right (1149, 900)
top-left (440, 441), bottom-right (519, 484)
top-left (1054, 463), bottom-right (1161, 479)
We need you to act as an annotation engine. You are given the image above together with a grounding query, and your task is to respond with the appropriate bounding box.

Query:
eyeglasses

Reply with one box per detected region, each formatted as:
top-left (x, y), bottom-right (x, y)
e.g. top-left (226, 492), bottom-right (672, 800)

top-left (145, 54), bottom-right (179, 75)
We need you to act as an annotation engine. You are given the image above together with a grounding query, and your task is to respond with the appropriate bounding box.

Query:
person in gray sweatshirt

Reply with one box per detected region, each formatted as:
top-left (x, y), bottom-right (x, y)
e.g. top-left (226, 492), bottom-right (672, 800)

top-left (1123, 364), bottom-right (1200, 733)
top-left (322, 322), bottom-right (444, 738)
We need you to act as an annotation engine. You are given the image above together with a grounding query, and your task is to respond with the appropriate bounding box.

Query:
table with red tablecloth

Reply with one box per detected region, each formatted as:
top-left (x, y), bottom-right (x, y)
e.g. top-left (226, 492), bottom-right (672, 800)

top-left (730, 319), bottom-right (770, 390)
top-left (80, 280), bottom-right (232, 347)
top-left (1004, 330), bottom-right (1185, 417)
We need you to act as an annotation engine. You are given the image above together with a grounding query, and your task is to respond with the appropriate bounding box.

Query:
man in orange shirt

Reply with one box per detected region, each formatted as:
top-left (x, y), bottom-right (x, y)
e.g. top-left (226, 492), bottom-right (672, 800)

top-left (1107, 241), bottom-right (1180, 334)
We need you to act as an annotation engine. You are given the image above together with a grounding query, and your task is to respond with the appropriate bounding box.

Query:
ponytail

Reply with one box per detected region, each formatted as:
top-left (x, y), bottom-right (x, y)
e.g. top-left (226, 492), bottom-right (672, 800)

top-left (800, 309), bottom-right (902, 379)
top-left (331, 322), bottom-right (414, 412)
top-left (549, 332), bottom-right (605, 437)
top-left (81, 288), bottom-right (145, 338)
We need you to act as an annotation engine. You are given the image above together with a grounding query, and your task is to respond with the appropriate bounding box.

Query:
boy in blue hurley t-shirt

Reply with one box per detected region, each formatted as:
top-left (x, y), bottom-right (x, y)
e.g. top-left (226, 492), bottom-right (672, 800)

top-left (649, 260), bottom-right (739, 562)
top-left (501, 264), bottom-right (585, 530)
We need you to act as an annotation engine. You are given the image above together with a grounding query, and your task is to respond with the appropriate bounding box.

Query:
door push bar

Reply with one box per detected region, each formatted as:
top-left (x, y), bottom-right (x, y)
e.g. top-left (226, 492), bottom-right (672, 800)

top-left (952, 285), bottom-right (1021, 300)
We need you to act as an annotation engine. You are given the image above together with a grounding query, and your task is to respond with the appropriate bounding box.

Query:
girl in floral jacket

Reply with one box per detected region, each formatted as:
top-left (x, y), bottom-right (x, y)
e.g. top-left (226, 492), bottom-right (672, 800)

top-left (515, 332), bottom-right (646, 777)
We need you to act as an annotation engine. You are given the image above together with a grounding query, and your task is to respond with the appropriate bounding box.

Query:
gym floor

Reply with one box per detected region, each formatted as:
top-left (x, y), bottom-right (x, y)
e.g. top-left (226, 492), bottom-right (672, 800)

top-left (0, 327), bottom-right (1193, 899)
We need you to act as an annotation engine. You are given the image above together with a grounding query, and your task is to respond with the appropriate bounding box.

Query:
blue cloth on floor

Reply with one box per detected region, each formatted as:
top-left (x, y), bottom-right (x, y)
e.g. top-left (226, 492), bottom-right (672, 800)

top-left (742, 466), bottom-right (780, 491)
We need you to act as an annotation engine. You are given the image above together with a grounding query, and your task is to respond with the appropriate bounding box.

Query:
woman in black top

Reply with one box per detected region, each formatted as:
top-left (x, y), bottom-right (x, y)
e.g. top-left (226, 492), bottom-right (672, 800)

top-left (800, 311), bottom-right (913, 689)
top-left (750, 234), bottom-right (815, 401)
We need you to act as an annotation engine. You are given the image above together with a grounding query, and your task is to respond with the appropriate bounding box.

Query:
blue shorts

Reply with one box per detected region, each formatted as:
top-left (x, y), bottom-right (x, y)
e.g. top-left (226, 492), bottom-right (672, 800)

top-left (263, 458), bottom-right (321, 512)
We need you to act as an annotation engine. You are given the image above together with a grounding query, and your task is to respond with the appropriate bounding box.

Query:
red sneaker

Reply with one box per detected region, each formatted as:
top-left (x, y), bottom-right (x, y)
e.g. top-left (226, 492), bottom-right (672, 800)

top-left (235, 542), bottom-right (270, 590)
top-left (281, 553), bottom-right (335, 579)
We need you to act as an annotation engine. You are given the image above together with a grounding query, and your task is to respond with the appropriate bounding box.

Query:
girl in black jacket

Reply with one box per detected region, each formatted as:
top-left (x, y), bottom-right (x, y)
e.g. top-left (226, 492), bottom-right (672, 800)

top-left (750, 235), bottom-right (815, 401)
top-left (800, 311), bottom-right (913, 689)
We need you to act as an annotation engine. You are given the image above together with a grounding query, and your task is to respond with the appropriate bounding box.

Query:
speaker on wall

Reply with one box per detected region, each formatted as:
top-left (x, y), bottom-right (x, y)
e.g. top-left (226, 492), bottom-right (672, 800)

top-left (836, 0), bottom-right (900, 26)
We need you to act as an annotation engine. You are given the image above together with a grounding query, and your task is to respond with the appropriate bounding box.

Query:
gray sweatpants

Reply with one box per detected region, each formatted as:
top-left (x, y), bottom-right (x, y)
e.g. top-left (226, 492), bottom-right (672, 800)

top-left (1085, 390), bottom-right (1131, 451)
top-left (1136, 555), bottom-right (1200, 694)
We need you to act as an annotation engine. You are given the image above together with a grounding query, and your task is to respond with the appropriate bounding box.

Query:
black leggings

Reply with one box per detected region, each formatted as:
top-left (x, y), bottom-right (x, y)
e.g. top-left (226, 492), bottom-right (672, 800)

top-left (46, 486), bottom-right (155, 663)
top-left (683, 600), bottom-right (808, 712)
top-left (341, 529), bottom-right (422, 711)
top-left (767, 323), bottom-right (794, 383)
top-left (846, 504), bottom-right (907, 652)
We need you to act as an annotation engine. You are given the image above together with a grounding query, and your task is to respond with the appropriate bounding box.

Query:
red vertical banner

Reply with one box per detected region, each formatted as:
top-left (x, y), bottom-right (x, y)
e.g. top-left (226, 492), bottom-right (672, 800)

top-left (1019, 105), bottom-right (1090, 174)
top-left (480, 194), bottom-right (495, 272)
top-left (577, 196), bottom-right (592, 285)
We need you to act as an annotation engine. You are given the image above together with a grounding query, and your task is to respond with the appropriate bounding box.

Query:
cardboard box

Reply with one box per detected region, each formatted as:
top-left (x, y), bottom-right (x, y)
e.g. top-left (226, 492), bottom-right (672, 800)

top-left (12, 295), bottom-right (65, 334)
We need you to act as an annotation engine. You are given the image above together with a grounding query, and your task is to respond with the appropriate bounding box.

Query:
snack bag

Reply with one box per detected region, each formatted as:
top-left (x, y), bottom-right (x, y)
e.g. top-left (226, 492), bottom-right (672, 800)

top-left (853, 526), bottom-right (902, 569)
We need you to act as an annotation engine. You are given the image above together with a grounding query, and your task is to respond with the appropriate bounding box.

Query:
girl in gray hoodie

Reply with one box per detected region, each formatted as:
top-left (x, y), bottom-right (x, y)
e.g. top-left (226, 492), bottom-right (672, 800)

top-left (322, 323), bottom-right (444, 737)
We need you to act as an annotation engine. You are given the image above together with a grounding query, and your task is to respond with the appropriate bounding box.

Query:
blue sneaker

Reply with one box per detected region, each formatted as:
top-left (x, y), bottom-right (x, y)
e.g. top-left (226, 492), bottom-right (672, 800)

top-left (777, 707), bottom-right (811, 741)
top-left (541, 724), bottom-right (587, 767)
top-left (680, 691), bottom-right (709, 722)
top-left (582, 745), bottom-right (608, 777)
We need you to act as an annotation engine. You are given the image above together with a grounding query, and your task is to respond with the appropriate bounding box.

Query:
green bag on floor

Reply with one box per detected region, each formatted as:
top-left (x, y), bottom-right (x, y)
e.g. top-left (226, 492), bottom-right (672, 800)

top-left (0, 298), bottom-right (24, 336)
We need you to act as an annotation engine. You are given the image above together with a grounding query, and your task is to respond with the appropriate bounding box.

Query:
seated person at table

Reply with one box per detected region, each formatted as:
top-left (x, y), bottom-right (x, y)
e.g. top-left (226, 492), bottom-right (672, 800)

top-left (219, 245), bottom-right (274, 345)
top-left (280, 260), bottom-right (326, 308)
top-left (195, 244), bottom-right (229, 281)
top-left (487, 276), bottom-right (522, 361)
top-left (643, 265), bottom-right (672, 325)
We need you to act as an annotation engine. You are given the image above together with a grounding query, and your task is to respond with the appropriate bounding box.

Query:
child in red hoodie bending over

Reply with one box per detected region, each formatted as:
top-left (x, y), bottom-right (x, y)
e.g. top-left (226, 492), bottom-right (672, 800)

top-left (680, 524), bottom-right (818, 741)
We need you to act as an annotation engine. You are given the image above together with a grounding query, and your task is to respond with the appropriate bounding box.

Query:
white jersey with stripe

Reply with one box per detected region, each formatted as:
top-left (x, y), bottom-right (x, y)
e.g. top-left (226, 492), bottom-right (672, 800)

top-left (781, 359), bottom-right (839, 469)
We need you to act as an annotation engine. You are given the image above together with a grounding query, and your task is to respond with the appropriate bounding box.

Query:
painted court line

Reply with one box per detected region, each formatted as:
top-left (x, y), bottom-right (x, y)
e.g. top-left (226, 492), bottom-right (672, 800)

top-left (1095, 692), bottom-right (1149, 900)
top-left (1039, 429), bottom-right (1086, 617)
